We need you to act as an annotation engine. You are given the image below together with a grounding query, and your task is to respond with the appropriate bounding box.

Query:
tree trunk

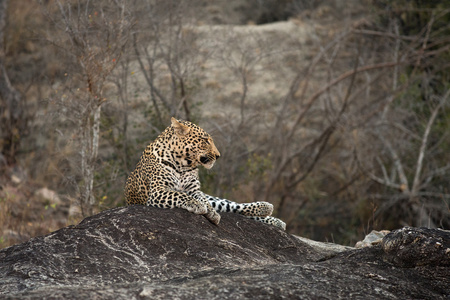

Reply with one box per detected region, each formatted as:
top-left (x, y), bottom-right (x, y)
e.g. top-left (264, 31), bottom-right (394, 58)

top-left (80, 104), bottom-right (102, 217)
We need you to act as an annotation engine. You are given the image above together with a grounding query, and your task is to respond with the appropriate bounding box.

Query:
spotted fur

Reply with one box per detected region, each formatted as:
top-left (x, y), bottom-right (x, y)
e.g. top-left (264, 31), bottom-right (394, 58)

top-left (125, 117), bottom-right (286, 230)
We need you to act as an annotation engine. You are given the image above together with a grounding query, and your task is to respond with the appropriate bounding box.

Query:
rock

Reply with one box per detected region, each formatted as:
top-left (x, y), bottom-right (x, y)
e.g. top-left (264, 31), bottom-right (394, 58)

top-left (355, 230), bottom-right (390, 248)
top-left (381, 226), bottom-right (450, 267)
top-left (9, 166), bottom-right (27, 184)
top-left (68, 203), bottom-right (82, 218)
top-left (294, 235), bottom-right (354, 257)
top-left (34, 187), bottom-right (62, 206)
top-left (0, 207), bottom-right (449, 299)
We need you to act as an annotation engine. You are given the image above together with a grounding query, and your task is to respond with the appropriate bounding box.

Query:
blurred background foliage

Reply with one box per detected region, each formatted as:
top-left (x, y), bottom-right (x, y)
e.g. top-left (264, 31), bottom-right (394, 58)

top-left (0, 0), bottom-right (449, 248)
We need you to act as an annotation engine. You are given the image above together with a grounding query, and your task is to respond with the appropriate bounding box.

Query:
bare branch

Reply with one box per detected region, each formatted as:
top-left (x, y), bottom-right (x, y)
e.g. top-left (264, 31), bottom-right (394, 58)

top-left (375, 133), bottom-right (410, 192)
top-left (285, 61), bottom-right (402, 145)
top-left (411, 89), bottom-right (450, 195)
top-left (367, 172), bottom-right (403, 190)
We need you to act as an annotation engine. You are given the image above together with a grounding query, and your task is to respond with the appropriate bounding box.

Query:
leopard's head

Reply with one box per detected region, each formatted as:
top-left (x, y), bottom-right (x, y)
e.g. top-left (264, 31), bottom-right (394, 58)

top-left (170, 117), bottom-right (220, 169)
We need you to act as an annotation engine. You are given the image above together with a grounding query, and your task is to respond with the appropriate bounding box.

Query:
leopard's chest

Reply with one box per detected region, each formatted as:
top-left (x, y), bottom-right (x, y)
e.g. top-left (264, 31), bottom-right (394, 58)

top-left (157, 163), bottom-right (197, 192)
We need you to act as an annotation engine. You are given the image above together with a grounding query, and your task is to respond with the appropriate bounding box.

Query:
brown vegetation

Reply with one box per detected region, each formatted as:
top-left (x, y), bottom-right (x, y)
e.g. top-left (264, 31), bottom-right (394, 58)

top-left (0, 0), bottom-right (449, 248)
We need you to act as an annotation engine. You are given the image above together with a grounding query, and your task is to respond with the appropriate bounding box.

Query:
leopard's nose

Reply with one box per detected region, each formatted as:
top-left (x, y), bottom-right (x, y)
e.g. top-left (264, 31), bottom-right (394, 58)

top-left (215, 154), bottom-right (220, 159)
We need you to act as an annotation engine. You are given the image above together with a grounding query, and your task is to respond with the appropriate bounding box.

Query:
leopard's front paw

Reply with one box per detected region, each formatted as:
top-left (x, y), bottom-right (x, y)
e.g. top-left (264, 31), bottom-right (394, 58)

top-left (205, 209), bottom-right (221, 225)
top-left (181, 200), bottom-right (208, 215)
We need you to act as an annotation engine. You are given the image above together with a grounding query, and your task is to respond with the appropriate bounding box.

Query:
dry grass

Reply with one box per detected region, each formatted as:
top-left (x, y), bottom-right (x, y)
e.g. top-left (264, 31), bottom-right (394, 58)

top-left (0, 174), bottom-right (82, 249)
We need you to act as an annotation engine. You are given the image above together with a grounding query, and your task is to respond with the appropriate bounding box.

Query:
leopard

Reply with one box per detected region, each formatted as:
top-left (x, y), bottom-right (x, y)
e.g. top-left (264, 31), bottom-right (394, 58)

top-left (125, 117), bottom-right (286, 230)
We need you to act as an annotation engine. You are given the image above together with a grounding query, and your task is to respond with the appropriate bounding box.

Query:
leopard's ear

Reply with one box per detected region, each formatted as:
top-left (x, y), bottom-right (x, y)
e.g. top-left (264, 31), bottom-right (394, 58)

top-left (171, 117), bottom-right (190, 136)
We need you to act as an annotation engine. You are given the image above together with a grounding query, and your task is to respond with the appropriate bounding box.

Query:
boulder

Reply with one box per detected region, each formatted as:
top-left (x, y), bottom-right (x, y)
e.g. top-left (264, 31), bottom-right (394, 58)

top-left (381, 226), bottom-right (450, 267)
top-left (0, 206), bottom-right (449, 299)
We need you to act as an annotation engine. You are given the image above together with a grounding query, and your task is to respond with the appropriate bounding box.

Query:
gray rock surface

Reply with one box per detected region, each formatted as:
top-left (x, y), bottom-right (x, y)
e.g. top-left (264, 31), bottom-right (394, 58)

top-left (0, 206), bottom-right (449, 299)
top-left (382, 226), bottom-right (450, 267)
